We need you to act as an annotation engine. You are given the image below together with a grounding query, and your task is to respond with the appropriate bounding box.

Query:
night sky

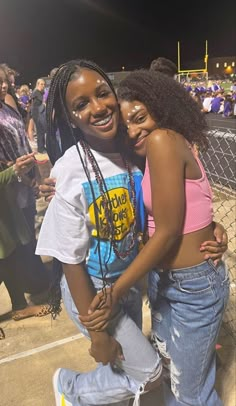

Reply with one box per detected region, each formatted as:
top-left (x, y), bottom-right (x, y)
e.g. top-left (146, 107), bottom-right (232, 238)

top-left (0, 0), bottom-right (235, 84)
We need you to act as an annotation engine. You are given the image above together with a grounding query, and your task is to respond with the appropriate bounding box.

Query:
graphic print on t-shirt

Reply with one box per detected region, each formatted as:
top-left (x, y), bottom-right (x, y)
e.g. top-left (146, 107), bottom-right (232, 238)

top-left (89, 185), bottom-right (134, 240)
top-left (83, 171), bottom-right (143, 278)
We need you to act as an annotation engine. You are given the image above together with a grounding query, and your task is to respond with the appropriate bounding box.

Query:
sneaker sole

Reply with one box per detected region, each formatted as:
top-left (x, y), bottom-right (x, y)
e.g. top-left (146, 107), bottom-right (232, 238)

top-left (53, 369), bottom-right (63, 406)
top-left (52, 369), bottom-right (73, 406)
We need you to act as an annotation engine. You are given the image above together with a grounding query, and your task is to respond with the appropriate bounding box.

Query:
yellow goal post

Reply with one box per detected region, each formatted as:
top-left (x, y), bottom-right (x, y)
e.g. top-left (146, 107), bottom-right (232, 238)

top-left (177, 40), bottom-right (209, 85)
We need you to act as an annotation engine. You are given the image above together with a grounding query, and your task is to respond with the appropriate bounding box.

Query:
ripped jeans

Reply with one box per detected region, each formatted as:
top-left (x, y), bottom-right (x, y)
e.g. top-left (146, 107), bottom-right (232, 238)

top-left (148, 260), bottom-right (229, 406)
top-left (59, 274), bottom-right (162, 406)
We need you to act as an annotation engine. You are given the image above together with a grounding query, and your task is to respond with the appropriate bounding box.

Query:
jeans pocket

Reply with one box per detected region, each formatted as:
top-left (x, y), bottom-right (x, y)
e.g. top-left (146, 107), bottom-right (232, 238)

top-left (178, 275), bottom-right (212, 294)
top-left (221, 265), bottom-right (230, 286)
top-left (208, 260), bottom-right (230, 286)
top-left (218, 263), bottom-right (230, 310)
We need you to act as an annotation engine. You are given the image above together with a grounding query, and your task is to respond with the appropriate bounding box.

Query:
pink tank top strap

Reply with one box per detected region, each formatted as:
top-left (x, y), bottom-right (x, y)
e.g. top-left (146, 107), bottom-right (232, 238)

top-left (186, 141), bottom-right (213, 198)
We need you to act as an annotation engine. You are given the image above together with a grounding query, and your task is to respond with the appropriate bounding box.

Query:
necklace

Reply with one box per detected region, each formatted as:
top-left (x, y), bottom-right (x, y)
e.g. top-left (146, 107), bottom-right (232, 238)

top-left (80, 139), bottom-right (137, 259)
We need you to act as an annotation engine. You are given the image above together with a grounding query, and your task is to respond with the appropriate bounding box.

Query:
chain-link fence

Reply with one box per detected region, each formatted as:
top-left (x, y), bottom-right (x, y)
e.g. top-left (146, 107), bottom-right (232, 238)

top-left (200, 114), bottom-right (236, 341)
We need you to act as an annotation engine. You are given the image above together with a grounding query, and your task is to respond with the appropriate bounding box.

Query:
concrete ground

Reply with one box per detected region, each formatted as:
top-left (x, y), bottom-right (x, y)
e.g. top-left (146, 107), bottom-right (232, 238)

top-left (0, 277), bottom-right (165, 406)
top-left (0, 272), bottom-right (235, 406)
top-left (0, 159), bottom-right (235, 406)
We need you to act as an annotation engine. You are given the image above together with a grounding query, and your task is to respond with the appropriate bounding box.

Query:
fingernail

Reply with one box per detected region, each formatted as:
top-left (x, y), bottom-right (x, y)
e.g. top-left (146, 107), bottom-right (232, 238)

top-left (204, 255), bottom-right (209, 260)
top-left (88, 309), bottom-right (92, 315)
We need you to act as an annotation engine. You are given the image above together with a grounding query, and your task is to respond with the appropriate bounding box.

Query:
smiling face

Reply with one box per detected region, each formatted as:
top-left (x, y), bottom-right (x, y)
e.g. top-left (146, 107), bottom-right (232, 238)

top-left (120, 100), bottom-right (157, 157)
top-left (66, 68), bottom-right (119, 151)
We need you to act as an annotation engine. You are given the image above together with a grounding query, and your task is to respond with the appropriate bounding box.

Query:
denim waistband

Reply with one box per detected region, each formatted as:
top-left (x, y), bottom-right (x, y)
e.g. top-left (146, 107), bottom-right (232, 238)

top-left (60, 273), bottom-right (118, 293)
top-left (90, 275), bottom-right (118, 289)
top-left (158, 259), bottom-right (221, 281)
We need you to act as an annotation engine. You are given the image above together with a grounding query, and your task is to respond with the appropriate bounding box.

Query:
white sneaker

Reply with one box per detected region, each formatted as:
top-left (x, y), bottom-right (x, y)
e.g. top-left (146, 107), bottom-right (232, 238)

top-left (53, 369), bottom-right (72, 406)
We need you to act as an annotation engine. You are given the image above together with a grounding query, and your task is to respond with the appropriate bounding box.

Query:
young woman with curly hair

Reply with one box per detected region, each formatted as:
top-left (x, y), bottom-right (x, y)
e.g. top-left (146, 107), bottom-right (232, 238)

top-left (82, 70), bottom-right (229, 406)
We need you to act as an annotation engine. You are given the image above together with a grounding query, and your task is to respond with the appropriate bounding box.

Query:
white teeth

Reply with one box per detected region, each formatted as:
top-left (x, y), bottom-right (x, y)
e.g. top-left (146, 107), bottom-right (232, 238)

top-left (135, 136), bottom-right (145, 145)
top-left (93, 115), bottom-right (111, 126)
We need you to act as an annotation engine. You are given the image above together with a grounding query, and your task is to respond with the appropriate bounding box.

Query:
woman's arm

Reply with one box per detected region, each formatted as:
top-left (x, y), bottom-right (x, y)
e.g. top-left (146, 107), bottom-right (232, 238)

top-left (0, 153), bottom-right (35, 187)
top-left (113, 131), bottom-right (185, 299)
top-left (200, 221), bottom-right (228, 263)
top-left (0, 166), bottom-right (15, 187)
top-left (63, 262), bottom-right (123, 365)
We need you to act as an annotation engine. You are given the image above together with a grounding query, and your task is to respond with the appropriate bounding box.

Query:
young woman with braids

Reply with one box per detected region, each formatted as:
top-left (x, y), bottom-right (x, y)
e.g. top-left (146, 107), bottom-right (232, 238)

top-left (81, 70), bottom-right (229, 406)
top-left (36, 59), bottom-right (164, 406)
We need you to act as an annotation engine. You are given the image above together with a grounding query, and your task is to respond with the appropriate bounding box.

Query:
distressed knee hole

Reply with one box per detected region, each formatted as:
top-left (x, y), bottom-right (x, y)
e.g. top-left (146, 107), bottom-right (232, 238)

top-left (170, 363), bottom-right (181, 399)
top-left (150, 332), bottom-right (170, 359)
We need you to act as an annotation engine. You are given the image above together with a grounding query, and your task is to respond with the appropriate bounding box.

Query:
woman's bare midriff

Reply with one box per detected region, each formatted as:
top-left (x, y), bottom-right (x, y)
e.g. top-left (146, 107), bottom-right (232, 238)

top-left (159, 223), bottom-right (215, 270)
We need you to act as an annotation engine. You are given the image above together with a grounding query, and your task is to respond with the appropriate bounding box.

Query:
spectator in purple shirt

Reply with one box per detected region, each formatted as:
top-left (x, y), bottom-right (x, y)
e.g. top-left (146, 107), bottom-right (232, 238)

top-left (211, 92), bottom-right (224, 113)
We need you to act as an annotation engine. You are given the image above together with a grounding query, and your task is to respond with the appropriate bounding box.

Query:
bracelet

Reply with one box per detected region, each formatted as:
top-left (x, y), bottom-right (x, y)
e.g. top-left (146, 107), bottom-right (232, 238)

top-left (13, 164), bottom-right (22, 183)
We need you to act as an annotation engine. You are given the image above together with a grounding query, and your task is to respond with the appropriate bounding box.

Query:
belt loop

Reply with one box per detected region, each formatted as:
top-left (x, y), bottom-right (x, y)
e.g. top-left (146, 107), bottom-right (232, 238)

top-left (132, 384), bottom-right (144, 406)
top-left (207, 259), bottom-right (218, 273)
top-left (168, 270), bottom-right (175, 281)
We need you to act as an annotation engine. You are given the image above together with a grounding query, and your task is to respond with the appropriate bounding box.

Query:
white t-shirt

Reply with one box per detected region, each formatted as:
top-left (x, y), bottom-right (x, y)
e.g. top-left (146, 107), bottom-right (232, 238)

top-left (202, 96), bottom-right (213, 112)
top-left (36, 144), bottom-right (144, 279)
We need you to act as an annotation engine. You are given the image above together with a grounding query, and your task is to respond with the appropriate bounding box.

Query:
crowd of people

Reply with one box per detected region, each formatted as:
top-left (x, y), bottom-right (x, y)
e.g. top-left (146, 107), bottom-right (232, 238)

top-left (0, 64), bottom-right (59, 154)
top-left (184, 81), bottom-right (236, 117)
top-left (0, 57), bottom-right (232, 406)
top-left (153, 59), bottom-right (236, 117)
top-left (0, 64), bottom-right (51, 322)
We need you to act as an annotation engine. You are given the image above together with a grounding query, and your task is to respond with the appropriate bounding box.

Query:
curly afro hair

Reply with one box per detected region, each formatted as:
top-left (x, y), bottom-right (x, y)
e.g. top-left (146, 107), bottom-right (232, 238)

top-left (117, 69), bottom-right (209, 150)
top-left (150, 57), bottom-right (177, 77)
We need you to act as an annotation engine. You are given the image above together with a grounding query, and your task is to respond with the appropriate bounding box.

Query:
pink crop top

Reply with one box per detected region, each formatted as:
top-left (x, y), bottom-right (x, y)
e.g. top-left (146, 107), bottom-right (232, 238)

top-left (142, 152), bottom-right (213, 237)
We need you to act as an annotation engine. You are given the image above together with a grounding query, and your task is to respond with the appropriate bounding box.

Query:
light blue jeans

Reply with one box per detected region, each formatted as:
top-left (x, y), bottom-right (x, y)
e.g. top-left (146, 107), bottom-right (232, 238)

top-left (148, 259), bottom-right (229, 406)
top-left (59, 274), bottom-right (162, 405)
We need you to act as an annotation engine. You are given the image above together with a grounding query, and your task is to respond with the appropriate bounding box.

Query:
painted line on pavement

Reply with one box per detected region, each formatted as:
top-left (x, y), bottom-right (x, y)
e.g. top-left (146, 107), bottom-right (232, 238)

top-left (0, 333), bottom-right (83, 365)
top-left (0, 306), bottom-right (152, 365)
